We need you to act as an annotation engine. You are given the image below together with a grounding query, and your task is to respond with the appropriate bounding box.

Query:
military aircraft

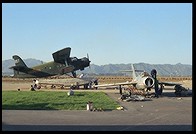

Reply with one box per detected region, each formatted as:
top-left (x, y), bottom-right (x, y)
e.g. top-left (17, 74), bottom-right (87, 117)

top-left (37, 73), bottom-right (98, 89)
top-left (94, 64), bottom-right (155, 94)
top-left (94, 64), bottom-right (182, 95)
top-left (9, 47), bottom-right (91, 78)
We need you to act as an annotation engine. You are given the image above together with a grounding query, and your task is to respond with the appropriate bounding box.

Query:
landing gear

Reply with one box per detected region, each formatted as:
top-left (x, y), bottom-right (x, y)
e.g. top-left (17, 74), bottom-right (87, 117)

top-left (118, 85), bottom-right (122, 95)
top-left (158, 84), bottom-right (163, 95)
top-left (84, 84), bottom-right (89, 89)
top-left (72, 71), bottom-right (76, 78)
top-left (51, 85), bottom-right (56, 89)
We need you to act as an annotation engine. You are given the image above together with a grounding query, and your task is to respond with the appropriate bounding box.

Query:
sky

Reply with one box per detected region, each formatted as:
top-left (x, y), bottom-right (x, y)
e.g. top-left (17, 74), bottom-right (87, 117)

top-left (2, 3), bottom-right (192, 65)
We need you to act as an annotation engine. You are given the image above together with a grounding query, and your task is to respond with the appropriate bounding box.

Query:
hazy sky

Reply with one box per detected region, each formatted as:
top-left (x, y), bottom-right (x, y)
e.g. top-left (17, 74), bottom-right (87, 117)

top-left (2, 3), bottom-right (192, 65)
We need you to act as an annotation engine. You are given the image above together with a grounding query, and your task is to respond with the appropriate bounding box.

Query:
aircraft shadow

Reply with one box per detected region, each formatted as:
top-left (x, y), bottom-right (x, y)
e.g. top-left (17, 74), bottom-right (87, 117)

top-left (160, 91), bottom-right (192, 98)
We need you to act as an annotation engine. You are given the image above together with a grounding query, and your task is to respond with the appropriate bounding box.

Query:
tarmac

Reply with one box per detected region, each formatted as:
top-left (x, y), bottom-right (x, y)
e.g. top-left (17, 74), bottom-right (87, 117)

top-left (2, 89), bottom-right (193, 131)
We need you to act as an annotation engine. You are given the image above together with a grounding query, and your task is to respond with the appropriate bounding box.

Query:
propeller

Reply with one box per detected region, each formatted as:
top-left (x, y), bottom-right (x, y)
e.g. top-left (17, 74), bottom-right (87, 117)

top-left (87, 53), bottom-right (91, 69)
top-left (72, 71), bottom-right (77, 78)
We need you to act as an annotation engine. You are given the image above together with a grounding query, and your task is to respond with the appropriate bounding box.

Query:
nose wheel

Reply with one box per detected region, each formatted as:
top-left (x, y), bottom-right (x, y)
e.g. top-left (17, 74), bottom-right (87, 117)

top-left (72, 71), bottom-right (76, 78)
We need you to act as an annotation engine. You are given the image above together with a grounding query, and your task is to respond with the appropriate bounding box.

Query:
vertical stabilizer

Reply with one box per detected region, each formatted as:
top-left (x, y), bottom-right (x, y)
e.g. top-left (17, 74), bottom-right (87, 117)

top-left (12, 55), bottom-right (27, 67)
top-left (131, 64), bottom-right (136, 79)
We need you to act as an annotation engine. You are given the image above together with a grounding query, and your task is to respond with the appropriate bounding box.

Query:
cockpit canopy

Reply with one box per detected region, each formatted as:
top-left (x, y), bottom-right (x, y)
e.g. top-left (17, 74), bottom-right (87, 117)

top-left (141, 71), bottom-right (150, 77)
top-left (70, 57), bottom-right (78, 62)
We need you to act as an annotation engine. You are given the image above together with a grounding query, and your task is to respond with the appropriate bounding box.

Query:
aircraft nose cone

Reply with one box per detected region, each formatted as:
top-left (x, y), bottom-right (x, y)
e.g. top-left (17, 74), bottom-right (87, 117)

top-left (81, 57), bottom-right (90, 67)
top-left (87, 60), bottom-right (91, 66)
top-left (85, 57), bottom-right (90, 64)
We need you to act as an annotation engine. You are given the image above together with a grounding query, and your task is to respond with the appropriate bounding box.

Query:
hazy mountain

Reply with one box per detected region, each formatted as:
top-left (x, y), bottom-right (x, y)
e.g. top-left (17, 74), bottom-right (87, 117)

top-left (2, 59), bottom-right (192, 77)
top-left (80, 63), bottom-right (192, 76)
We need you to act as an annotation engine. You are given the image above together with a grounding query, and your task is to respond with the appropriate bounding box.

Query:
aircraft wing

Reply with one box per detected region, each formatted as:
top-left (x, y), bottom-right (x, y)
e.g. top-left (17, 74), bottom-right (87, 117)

top-left (94, 81), bottom-right (137, 88)
top-left (39, 77), bottom-right (94, 88)
top-left (52, 47), bottom-right (71, 64)
top-left (158, 81), bottom-right (182, 86)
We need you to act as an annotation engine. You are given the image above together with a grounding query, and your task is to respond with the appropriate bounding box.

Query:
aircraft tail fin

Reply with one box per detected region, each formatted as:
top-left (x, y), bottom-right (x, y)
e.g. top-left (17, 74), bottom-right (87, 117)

top-left (131, 64), bottom-right (137, 79)
top-left (9, 55), bottom-right (32, 77)
top-left (12, 55), bottom-right (27, 67)
top-left (120, 64), bottom-right (144, 79)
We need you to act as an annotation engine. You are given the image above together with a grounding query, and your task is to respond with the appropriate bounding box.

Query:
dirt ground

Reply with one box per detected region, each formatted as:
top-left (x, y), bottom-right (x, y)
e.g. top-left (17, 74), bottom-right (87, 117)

top-left (2, 76), bottom-right (193, 131)
top-left (2, 76), bottom-right (192, 91)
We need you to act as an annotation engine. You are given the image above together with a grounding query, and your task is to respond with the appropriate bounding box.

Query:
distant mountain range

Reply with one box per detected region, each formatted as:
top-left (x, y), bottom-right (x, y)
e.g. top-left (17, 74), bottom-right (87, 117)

top-left (2, 58), bottom-right (192, 77)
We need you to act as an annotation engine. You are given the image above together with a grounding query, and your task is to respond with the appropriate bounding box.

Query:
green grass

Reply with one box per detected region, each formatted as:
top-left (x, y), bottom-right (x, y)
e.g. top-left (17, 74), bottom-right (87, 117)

top-left (2, 91), bottom-right (120, 110)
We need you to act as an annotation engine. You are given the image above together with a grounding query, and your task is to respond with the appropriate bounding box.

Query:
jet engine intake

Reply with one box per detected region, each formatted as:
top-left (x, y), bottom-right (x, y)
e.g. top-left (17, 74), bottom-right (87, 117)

top-left (144, 77), bottom-right (154, 88)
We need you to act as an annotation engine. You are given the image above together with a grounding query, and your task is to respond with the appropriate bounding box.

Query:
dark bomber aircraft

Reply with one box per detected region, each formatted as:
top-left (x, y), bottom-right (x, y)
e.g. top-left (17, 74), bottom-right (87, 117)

top-left (9, 47), bottom-right (91, 78)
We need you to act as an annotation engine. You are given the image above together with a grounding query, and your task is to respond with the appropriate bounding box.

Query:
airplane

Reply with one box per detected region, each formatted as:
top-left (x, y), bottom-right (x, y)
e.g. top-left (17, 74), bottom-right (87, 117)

top-left (94, 64), bottom-right (155, 95)
top-left (94, 64), bottom-right (183, 96)
top-left (36, 73), bottom-right (98, 89)
top-left (9, 47), bottom-right (91, 78)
